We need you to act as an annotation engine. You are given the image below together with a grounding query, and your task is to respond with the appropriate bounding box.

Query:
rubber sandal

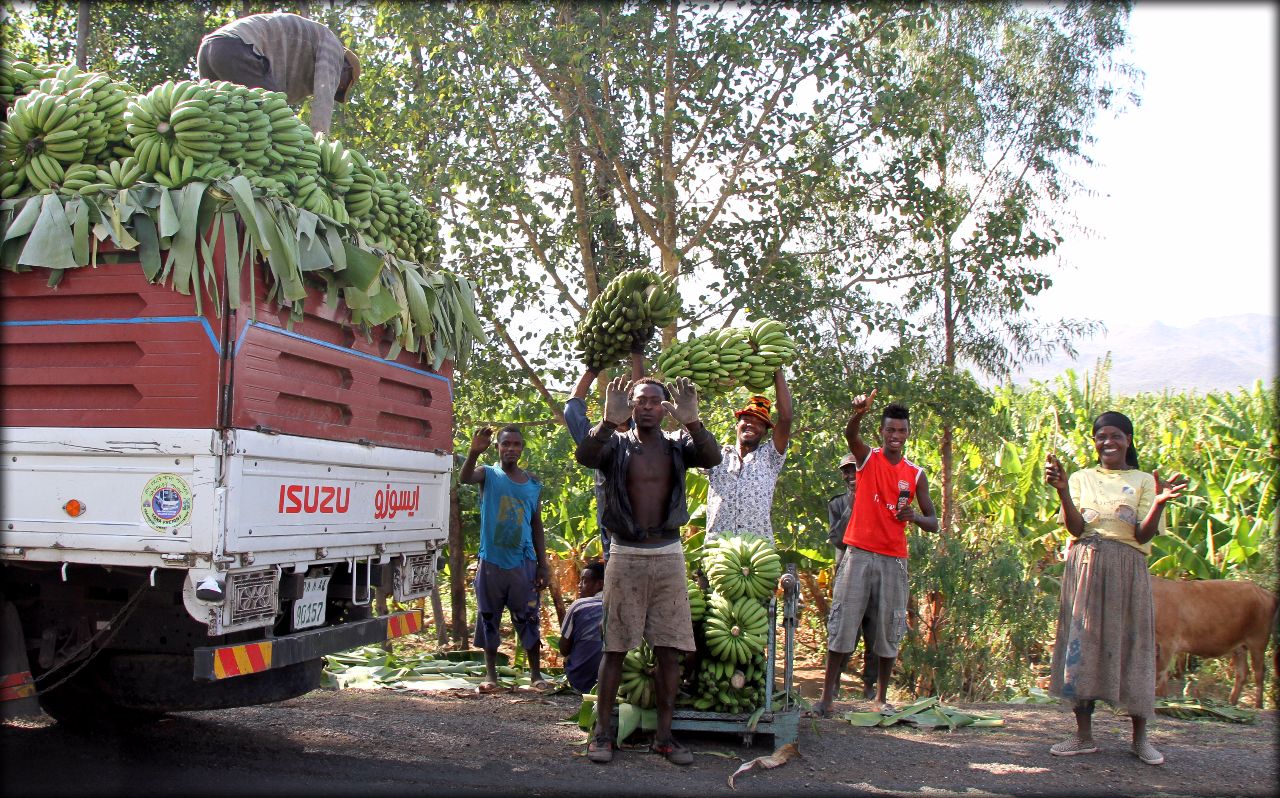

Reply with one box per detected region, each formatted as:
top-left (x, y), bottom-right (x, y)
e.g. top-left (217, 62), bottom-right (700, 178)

top-left (587, 735), bottom-right (615, 764)
top-left (651, 739), bottom-right (694, 765)
top-left (802, 707), bottom-right (833, 719)
top-left (877, 702), bottom-right (897, 714)
top-left (478, 681), bottom-right (500, 694)
top-left (1050, 738), bottom-right (1100, 756)
top-left (530, 678), bottom-right (555, 693)
top-left (1133, 741), bottom-right (1164, 766)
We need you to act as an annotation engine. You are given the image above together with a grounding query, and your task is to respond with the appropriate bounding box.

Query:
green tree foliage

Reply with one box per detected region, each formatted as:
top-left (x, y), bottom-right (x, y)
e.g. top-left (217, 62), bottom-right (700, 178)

top-left (831, 3), bottom-right (1139, 531)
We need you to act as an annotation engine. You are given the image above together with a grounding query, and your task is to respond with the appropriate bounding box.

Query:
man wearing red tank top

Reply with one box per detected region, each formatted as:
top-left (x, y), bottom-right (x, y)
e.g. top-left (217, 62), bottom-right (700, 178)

top-left (810, 390), bottom-right (938, 718)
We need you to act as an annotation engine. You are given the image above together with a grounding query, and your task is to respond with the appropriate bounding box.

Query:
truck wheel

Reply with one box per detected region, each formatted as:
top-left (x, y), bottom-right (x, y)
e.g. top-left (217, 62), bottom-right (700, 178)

top-left (37, 653), bottom-right (323, 721)
top-left (37, 666), bottom-right (166, 728)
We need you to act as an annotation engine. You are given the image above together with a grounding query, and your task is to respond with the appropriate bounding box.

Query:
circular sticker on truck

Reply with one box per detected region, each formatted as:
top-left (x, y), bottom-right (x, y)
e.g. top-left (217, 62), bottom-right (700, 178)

top-left (141, 473), bottom-right (193, 531)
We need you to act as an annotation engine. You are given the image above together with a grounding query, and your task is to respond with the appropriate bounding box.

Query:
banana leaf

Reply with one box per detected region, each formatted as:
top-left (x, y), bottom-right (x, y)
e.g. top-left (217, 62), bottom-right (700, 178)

top-left (340, 240), bottom-right (383, 291)
top-left (2, 195), bottom-right (43, 244)
top-left (18, 193), bottom-right (77, 269)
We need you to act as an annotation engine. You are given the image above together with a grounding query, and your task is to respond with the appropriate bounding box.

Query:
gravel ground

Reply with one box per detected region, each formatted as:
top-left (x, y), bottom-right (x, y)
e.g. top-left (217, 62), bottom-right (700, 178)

top-left (3, 682), bottom-right (1276, 798)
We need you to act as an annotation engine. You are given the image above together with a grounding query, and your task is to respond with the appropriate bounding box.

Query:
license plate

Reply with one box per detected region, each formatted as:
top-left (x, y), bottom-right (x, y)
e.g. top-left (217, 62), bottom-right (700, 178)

top-left (292, 574), bottom-right (332, 630)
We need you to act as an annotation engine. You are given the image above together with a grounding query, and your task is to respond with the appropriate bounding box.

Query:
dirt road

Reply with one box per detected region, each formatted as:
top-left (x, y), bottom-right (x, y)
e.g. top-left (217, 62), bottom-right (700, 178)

top-left (3, 684), bottom-right (1275, 798)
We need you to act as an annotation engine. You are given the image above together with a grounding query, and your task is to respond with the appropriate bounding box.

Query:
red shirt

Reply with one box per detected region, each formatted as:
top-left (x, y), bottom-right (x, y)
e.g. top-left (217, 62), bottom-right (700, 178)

top-left (842, 448), bottom-right (923, 559)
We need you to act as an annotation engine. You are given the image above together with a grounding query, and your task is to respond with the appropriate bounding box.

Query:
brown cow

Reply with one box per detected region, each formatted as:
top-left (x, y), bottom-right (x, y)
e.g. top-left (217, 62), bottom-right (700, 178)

top-left (1151, 576), bottom-right (1278, 708)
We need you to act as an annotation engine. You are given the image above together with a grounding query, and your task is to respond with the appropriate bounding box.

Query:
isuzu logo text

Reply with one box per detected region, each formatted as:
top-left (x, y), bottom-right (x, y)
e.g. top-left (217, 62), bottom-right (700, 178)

top-left (277, 484), bottom-right (351, 514)
top-left (375, 485), bottom-right (420, 519)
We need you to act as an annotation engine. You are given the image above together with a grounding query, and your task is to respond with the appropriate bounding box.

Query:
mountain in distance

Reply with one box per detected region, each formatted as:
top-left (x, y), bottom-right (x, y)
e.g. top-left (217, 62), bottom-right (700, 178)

top-left (1001, 313), bottom-right (1276, 395)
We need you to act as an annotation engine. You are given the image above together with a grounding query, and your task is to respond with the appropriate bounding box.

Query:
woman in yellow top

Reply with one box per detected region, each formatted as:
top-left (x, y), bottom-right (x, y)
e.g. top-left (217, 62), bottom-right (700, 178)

top-left (1044, 411), bottom-right (1186, 766)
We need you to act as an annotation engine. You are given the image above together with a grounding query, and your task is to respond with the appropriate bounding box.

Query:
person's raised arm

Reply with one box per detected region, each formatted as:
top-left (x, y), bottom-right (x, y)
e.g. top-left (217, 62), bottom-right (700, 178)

top-left (663, 377), bottom-right (722, 468)
top-left (575, 377), bottom-right (629, 468)
top-left (565, 367), bottom-right (601, 445)
top-left (1136, 468), bottom-right (1187, 545)
top-left (458, 427), bottom-right (493, 485)
top-left (1044, 453), bottom-right (1084, 537)
top-left (897, 471), bottom-right (939, 533)
top-left (307, 40), bottom-right (343, 134)
top-left (844, 389), bottom-right (877, 465)
top-left (771, 369), bottom-right (793, 454)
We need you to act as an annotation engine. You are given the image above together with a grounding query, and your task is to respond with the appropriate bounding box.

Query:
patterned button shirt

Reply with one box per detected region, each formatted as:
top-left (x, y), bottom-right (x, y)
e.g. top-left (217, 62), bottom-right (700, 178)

top-left (703, 441), bottom-right (787, 541)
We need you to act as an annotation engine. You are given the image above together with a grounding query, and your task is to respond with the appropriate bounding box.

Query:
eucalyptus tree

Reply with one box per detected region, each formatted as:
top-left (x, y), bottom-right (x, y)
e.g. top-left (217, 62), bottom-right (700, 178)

top-left (339, 1), bottom-right (930, 423)
top-left (834, 2), bottom-right (1139, 532)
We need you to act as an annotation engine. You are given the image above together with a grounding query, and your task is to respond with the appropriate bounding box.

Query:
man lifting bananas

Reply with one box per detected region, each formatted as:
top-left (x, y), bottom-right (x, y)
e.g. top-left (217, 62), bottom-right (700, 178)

top-left (197, 11), bottom-right (359, 135)
top-left (574, 376), bottom-right (721, 766)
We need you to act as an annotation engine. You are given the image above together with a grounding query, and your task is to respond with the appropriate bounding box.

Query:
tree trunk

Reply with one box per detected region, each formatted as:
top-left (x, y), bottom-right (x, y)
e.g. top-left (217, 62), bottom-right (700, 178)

top-left (75, 0), bottom-right (90, 69)
top-left (448, 485), bottom-right (468, 647)
top-left (429, 582), bottom-right (448, 647)
top-left (544, 556), bottom-right (567, 627)
top-left (799, 570), bottom-right (828, 619)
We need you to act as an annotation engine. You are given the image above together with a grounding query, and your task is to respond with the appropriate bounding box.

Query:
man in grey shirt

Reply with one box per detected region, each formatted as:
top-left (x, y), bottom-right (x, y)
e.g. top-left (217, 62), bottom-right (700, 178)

top-left (197, 12), bottom-right (360, 134)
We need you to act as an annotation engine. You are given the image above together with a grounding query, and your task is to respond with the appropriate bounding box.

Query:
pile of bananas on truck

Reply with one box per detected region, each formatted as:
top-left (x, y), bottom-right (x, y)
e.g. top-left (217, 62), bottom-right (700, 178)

top-left (0, 59), bottom-right (481, 366)
top-left (617, 535), bottom-right (783, 714)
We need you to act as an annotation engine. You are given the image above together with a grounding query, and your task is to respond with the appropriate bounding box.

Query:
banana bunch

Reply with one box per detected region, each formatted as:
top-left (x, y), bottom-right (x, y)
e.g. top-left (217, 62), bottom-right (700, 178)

top-left (703, 535), bottom-right (783, 602)
top-left (574, 268), bottom-right (682, 370)
top-left (688, 579), bottom-right (707, 624)
top-left (292, 133), bottom-right (352, 222)
top-left (126, 79), bottom-right (221, 181)
top-left (689, 655), bottom-right (765, 713)
top-left (0, 57), bottom-right (59, 114)
top-left (35, 65), bottom-right (134, 163)
top-left (343, 149), bottom-right (438, 263)
top-left (655, 317), bottom-right (794, 396)
top-left (0, 68), bottom-right (131, 196)
top-left (619, 642), bottom-right (657, 709)
top-left (703, 593), bottom-right (770, 665)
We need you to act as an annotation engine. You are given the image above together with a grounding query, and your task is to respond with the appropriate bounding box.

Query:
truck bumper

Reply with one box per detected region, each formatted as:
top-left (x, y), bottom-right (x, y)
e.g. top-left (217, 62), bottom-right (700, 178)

top-left (193, 610), bottom-right (422, 681)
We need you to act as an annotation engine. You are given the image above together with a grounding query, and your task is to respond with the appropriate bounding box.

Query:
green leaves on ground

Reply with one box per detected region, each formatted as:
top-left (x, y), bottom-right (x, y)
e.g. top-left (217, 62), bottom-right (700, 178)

top-left (322, 645), bottom-right (563, 693)
top-left (1154, 697), bottom-right (1257, 724)
top-left (842, 696), bottom-right (1004, 730)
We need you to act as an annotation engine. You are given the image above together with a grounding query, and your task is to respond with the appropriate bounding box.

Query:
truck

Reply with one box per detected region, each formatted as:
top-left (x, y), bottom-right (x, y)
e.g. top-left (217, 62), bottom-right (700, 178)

top-left (0, 219), bottom-right (459, 722)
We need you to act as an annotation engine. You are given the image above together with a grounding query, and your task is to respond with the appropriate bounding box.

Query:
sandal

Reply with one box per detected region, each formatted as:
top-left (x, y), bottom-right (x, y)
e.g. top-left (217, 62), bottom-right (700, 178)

top-left (651, 738), bottom-right (694, 766)
top-left (802, 706), bottom-right (833, 719)
top-left (1050, 737), bottom-right (1100, 757)
top-left (587, 734), bottom-right (615, 764)
top-left (477, 681), bottom-right (501, 694)
top-left (530, 678), bottom-right (556, 693)
top-left (877, 702), bottom-right (897, 715)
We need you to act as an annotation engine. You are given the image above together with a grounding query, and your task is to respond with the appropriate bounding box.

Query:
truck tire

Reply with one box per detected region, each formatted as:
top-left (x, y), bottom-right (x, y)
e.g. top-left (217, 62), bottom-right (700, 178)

top-left (38, 653), bottom-right (324, 722)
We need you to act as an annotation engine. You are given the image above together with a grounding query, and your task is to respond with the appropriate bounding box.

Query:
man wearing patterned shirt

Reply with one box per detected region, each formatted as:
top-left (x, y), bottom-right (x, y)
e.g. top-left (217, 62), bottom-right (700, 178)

top-left (702, 370), bottom-right (793, 542)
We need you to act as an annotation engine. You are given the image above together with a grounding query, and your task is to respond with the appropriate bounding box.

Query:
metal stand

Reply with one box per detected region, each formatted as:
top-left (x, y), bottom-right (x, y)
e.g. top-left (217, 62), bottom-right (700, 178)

top-left (668, 563), bottom-right (801, 746)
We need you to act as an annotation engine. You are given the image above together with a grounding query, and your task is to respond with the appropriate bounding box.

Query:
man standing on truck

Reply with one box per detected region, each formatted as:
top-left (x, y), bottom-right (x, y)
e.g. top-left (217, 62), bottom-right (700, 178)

top-left (459, 425), bottom-right (553, 693)
top-left (196, 11), bottom-right (360, 135)
top-left (575, 376), bottom-right (721, 765)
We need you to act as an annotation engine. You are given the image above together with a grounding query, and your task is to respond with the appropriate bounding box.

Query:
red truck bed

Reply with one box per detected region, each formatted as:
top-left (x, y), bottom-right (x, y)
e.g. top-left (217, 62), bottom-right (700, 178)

top-left (1, 234), bottom-right (454, 453)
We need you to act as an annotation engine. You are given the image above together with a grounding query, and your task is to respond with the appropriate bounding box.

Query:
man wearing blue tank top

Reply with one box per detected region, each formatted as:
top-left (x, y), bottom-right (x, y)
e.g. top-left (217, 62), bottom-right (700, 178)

top-left (459, 424), bottom-right (552, 692)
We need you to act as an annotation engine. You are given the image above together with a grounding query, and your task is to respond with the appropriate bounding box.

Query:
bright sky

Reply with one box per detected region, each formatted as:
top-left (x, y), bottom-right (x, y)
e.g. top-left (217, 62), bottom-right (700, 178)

top-left (1030, 2), bottom-right (1277, 328)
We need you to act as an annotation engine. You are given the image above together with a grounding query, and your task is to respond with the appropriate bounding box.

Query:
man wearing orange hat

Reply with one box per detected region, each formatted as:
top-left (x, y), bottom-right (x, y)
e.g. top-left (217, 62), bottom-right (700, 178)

top-left (701, 370), bottom-right (793, 542)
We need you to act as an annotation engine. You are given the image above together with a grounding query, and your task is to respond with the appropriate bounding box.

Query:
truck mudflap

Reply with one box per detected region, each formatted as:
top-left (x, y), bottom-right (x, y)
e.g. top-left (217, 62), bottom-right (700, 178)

top-left (193, 609), bottom-right (422, 681)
